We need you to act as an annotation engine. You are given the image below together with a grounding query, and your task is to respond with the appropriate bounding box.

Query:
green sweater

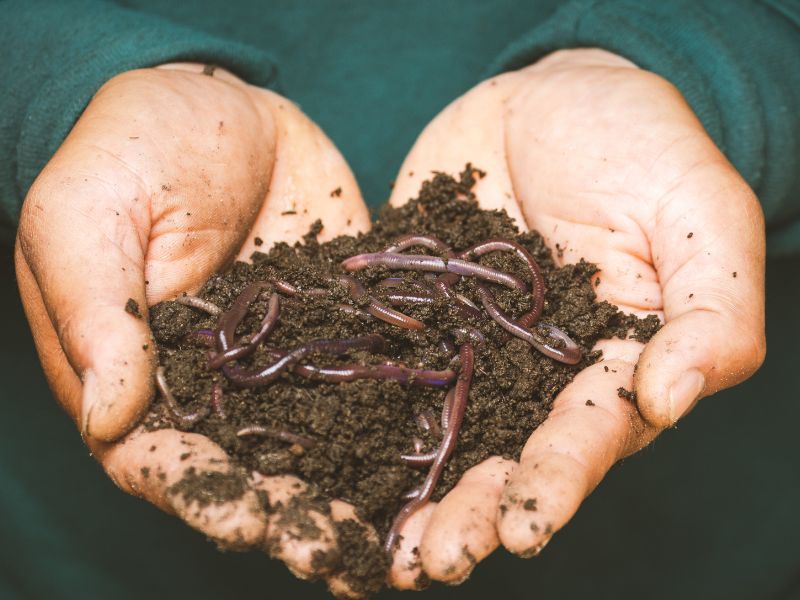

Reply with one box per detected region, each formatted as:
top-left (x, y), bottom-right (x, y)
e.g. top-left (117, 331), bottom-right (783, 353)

top-left (1, 0), bottom-right (799, 253)
top-left (1, 2), bottom-right (799, 599)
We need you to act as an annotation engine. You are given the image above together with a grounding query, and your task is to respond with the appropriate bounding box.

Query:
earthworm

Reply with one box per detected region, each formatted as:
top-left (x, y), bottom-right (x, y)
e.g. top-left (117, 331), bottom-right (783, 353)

top-left (400, 450), bottom-right (438, 468)
top-left (401, 488), bottom-right (421, 501)
top-left (208, 293), bottom-right (280, 369)
top-left (224, 335), bottom-right (386, 387)
top-left (341, 253), bottom-right (527, 292)
top-left (333, 303), bottom-right (373, 320)
top-left (450, 326), bottom-right (486, 346)
top-left (477, 285), bottom-right (581, 364)
top-left (384, 234), bottom-right (453, 254)
top-left (384, 292), bottom-right (436, 305)
top-left (216, 282), bottom-right (270, 352)
top-left (384, 344), bottom-right (474, 553)
top-left (294, 362), bottom-right (456, 386)
top-left (155, 366), bottom-right (209, 427)
top-left (334, 275), bottom-right (424, 330)
top-left (439, 337), bottom-right (456, 355)
top-left (236, 425), bottom-right (316, 449)
top-left (211, 382), bottom-right (226, 418)
top-left (416, 410), bottom-right (441, 438)
top-left (190, 328), bottom-right (217, 347)
top-left (176, 294), bottom-right (222, 316)
top-left (459, 239), bottom-right (546, 325)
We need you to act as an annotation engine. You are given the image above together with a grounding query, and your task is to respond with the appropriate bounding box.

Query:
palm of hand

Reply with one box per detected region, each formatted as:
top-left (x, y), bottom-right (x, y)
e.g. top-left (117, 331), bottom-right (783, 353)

top-left (384, 49), bottom-right (764, 586)
top-left (15, 65), bottom-right (373, 591)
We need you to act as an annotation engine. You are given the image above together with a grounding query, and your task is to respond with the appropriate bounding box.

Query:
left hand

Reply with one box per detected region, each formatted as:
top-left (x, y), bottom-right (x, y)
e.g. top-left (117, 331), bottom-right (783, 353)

top-left (385, 48), bottom-right (766, 587)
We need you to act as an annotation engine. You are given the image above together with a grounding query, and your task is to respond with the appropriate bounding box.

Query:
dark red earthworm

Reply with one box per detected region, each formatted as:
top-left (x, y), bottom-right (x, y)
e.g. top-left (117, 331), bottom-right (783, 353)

top-left (459, 239), bottom-right (546, 327)
top-left (224, 335), bottom-right (386, 387)
top-left (401, 488), bottom-right (421, 501)
top-left (477, 285), bottom-right (581, 364)
top-left (384, 234), bottom-right (453, 254)
top-left (333, 303), bottom-right (373, 320)
top-left (341, 253), bottom-right (527, 292)
top-left (155, 366), bottom-right (209, 427)
top-left (334, 275), bottom-right (424, 330)
top-left (176, 294), bottom-right (222, 316)
top-left (294, 362), bottom-right (456, 386)
top-left (208, 293), bottom-right (280, 369)
top-left (385, 292), bottom-right (436, 305)
top-left (216, 282), bottom-right (270, 352)
top-left (384, 344), bottom-right (474, 553)
top-left (210, 382), bottom-right (226, 418)
top-left (450, 326), bottom-right (486, 346)
top-left (236, 425), bottom-right (316, 449)
top-left (399, 450), bottom-right (438, 468)
top-left (190, 328), bottom-right (217, 347)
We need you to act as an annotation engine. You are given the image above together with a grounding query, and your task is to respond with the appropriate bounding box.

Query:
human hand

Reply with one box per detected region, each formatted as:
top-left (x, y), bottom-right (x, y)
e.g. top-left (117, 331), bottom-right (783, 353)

top-left (385, 48), bottom-right (766, 586)
top-left (15, 63), bottom-right (377, 594)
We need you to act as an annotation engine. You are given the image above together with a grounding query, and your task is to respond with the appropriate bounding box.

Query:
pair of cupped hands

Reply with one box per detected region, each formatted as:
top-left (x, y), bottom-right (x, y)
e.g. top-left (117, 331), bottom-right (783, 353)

top-left (15, 48), bottom-right (765, 596)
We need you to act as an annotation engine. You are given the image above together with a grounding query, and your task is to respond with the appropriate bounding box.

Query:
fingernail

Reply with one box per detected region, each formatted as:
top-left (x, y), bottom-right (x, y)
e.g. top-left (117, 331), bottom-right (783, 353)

top-left (668, 369), bottom-right (705, 423)
top-left (81, 369), bottom-right (98, 437)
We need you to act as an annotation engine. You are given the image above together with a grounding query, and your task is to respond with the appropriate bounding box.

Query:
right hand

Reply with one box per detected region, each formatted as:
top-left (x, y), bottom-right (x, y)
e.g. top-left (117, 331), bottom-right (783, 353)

top-left (15, 63), bottom-right (376, 596)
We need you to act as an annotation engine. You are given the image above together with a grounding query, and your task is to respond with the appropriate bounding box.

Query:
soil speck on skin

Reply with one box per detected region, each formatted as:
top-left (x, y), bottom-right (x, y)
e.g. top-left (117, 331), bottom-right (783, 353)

top-left (254, 237), bottom-right (263, 247)
top-left (585, 399), bottom-right (595, 407)
top-left (523, 498), bottom-right (538, 511)
top-left (687, 232), bottom-right (693, 238)
top-left (146, 166), bottom-right (660, 594)
top-left (617, 387), bottom-right (637, 402)
top-left (281, 210), bottom-right (297, 216)
top-left (167, 467), bottom-right (247, 508)
top-left (125, 298), bottom-right (142, 319)
top-left (330, 187), bottom-right (342, 198)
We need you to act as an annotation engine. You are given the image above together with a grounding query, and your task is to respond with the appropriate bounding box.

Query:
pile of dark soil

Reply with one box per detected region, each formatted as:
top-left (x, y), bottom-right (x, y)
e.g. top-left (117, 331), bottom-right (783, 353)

top-left (145, 167), bottom-right (658, 595)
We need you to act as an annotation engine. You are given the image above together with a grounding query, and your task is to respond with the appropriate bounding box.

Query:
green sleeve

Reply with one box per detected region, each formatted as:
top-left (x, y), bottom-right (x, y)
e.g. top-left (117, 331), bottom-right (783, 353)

top-left (0, 0), bottom-right (278, 244)
top-left (487, 0), bottom-right (800, 256)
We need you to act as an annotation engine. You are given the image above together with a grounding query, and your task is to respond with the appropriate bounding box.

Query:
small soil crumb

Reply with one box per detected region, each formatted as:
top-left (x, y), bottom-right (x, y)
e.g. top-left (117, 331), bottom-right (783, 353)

top-left (617, 387), bottom-right (637, 402)
top-left (281, 210), bottom-right (298, 216)
top-left (523, 498), bottom-right (538, 511)
top-left (330, 187), bottom-right (343, 198)
top-left (585, 399), bottom-right (595, 407)
top-left (125, 298), bottom-right (142, 319)
top-left (687, 232), bottom-right (693, 238)
top-left (146, 166), bottom-right (659, 594)
top-left (202, 64), bottom-right (217, 76)
top-left (254, 237), bottom-right (263, 247)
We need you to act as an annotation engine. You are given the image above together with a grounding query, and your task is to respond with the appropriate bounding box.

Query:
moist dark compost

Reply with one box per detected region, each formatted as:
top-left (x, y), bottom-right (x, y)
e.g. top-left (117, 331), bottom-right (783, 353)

top-left (145, 166), bottom-right (659, 595)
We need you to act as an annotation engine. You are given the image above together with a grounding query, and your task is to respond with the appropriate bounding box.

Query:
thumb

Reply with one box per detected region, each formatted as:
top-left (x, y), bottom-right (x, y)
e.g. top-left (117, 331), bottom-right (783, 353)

top-left (635, 155), bottom-right (766, 427)
top-left (17, 162), bottom-right (155, 442)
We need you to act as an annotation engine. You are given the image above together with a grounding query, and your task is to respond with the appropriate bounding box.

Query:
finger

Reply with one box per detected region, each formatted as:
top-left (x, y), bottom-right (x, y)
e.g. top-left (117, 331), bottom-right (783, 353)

top-left (418, 457), bottom-right (515, 583)
top-left (636, 157), bottom-right (766, 426)
top-left (100, 428), bottom-right (267, 548)
top-left (15, 242), bottom-right (83, 423)
top-left (386, 503), bottom-right (436, 590)
top-left (250, 474), bottom-right (339, 580)
top-left (387, 73), bottom-right (528, 227)
top-left (497, 349), bottom-right (660, 556)
top-left (237, 89), bottom-right (371, 258)
top-left (325, 501), bottom-right (385, 598)
top-left (17, 171), bottom-right (155, 441)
